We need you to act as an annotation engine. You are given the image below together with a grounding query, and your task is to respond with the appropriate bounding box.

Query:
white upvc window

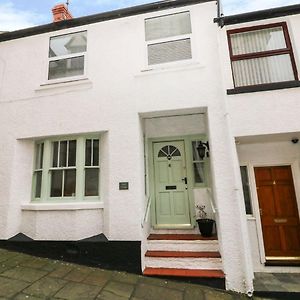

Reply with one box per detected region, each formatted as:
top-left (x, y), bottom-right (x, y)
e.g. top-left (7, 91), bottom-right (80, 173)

top-left (32, 136), bottom-right (100, 202)
top-left (145, 11), bottom-right (192, 66)
top-left (48, 31), bottom-right (87, 80)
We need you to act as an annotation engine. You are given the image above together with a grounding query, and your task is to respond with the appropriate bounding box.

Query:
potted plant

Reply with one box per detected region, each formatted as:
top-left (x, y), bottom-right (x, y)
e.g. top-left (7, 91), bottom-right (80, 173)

top-left (196, 205), bottom-right (215, 237)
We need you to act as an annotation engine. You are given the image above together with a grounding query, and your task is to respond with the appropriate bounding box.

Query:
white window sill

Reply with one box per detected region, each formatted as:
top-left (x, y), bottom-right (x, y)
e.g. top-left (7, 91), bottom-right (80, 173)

top-left (35, 77), bottom-right (92, 92)
top-left (21, 202), bottom-right (104, 211)
top-left (135, 61), bottom-right (205, 77)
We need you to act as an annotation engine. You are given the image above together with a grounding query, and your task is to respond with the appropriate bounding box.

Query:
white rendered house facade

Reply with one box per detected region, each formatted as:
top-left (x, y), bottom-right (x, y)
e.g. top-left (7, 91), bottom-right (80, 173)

top-left (0, 0), bottom-right (299, 294)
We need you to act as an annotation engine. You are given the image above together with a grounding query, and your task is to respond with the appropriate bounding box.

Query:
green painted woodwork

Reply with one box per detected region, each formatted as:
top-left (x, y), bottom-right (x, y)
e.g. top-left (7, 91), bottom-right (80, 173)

top-left (153, 141), bottom-right (190, 226)
top-left (148, 135), bottom-right (210, 229)
top-left (31, 135), bottom-right (100, 203)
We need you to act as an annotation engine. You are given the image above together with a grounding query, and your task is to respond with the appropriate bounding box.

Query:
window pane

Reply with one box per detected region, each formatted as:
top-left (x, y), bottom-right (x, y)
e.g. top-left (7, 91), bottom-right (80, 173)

top-left (68, 140), bottom-right (76, 167)
top-left (93, 139), bottom-right (99, 166)
top-left (192, 141), bottom-right (204, 161)
top-left (85, 168), bottom-right (99, 196)
top-left (35, 143), bottom-right (44, 169)
top-left (35, 171), bottom-right (42, 198)
top-left (193, 162), bottom-right (205, 183)
top-left (64, 169), bottom-right (76, 197)
top-left (48, 56), bottom-right (84, 80)
top-left (50, 170), bottom-right (63, 197)
top-left (145, 12), bottom-right (191, 41)
top-left (231, 27), bottom-right (286, 55)
top-left (85, 139), bottom-right (92, 166)
top-left (232, 54), bottom-right (294, 87)
top-left (240, 166), bottom-right (252, 215)
top-left (59, 141), bottom-right (67, 167)
top-left (148, 38), bottom-right (191, 65)
top-left (49, 31), bottom-right (87, 57)
top-left (52, 141), bottom-right (58, 167)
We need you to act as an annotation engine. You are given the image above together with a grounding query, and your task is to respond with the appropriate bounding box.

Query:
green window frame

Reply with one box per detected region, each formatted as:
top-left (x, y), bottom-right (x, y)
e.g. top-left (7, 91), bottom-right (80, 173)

top-left (32, 136), bottom-right (100, 202)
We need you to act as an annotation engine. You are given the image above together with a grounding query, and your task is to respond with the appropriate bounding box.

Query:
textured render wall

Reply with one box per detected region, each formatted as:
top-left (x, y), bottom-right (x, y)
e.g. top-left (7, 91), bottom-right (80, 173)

top-left (21, 210), bottom-right (103, 240)
top-left (0, 1), bottom-right (254, 293)
top-left (219, 14), bottom-right (300, 137)
top-left (237, 141), bottom-right (300, 273)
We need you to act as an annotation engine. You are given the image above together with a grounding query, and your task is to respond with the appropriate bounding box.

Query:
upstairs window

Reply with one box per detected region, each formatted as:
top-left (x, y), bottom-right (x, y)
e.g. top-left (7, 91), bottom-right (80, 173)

top-left (145, 12), bottom-right (192, 66)
top-left (227, 23), bottom-right (298, 88)
top-left (48, 31), bottom-right (87, 80)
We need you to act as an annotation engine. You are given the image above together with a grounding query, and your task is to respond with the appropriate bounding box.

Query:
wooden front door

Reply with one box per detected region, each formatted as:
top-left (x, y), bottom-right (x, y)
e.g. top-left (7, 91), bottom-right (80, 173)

top-left (153, 141), bottom-right (191, 228)
top-left (255, 166), bottom-right (300, 260)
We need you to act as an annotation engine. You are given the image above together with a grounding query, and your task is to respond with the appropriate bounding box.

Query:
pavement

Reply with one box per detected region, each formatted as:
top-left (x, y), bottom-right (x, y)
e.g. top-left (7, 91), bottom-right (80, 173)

top-left (0, 247), bottom-right (277, 299)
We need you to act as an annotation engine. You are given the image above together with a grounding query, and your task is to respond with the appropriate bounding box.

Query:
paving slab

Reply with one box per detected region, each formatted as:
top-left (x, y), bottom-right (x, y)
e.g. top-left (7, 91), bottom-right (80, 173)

top-left (22, 276), bottom-right (67, 298)
top-left (0, 266), bottom-right (47, 283)
top-left (63, 266), bottom-right (92, 282)
top-left (103, 281), bottom-right (135, 298)
top-left (54, 281), bottom-right (102, 299)
top-left (133, 282), bottom-right (183, 300)
top-left (0, 276), bottom-right (30, 298)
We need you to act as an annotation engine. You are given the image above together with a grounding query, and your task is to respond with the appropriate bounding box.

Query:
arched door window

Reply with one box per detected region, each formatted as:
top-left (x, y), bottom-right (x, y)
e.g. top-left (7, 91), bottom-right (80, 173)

top-left (158, 145), bottom-right (181, 160)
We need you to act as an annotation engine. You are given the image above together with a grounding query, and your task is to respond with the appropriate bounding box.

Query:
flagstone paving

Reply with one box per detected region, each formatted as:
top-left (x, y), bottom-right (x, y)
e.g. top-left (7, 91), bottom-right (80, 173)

top-left (0, 248), bottom-right (282, 299)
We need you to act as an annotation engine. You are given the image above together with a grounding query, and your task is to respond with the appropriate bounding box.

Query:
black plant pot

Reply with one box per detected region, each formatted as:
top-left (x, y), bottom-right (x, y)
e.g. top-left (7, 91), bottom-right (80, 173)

top-left (196, 219), bottom-right (215, 237)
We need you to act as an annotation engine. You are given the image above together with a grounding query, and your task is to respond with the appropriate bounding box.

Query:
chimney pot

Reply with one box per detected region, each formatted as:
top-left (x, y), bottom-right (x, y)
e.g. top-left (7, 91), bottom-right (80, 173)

top-left (52, 3), bottom-right (73, 22)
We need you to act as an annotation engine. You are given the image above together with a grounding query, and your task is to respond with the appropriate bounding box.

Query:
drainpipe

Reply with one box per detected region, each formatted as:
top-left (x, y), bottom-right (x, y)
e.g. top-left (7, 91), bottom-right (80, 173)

top-left (214, 0), bottom-right (225, 27)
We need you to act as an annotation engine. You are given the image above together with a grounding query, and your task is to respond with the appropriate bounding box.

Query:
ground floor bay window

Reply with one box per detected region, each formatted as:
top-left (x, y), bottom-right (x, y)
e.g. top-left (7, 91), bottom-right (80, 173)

top-left (32, 136), bottom-right (100, 202)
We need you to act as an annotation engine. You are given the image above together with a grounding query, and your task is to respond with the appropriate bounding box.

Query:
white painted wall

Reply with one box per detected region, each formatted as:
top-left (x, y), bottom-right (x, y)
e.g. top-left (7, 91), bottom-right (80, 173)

top-left (219, 14), bottom-right (300, 137)
top-left (1, 0), bottom-right (300, 293)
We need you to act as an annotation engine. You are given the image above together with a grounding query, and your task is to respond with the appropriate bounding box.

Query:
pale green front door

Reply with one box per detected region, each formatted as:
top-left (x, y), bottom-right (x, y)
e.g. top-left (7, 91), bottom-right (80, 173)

top-left (153, 141), bottom-right (191, 227)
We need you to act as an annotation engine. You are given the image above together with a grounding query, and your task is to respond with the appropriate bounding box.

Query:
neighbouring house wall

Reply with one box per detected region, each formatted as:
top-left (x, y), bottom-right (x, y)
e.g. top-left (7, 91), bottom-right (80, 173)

top-left (237, 141), bottom-right (300, 273)
top-left (219, 14), bottom-right (300, 138)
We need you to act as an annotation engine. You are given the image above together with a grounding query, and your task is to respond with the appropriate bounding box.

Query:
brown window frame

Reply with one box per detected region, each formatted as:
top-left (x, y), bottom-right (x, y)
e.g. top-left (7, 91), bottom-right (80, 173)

top-left (227, 22), bottom-right (299, 88)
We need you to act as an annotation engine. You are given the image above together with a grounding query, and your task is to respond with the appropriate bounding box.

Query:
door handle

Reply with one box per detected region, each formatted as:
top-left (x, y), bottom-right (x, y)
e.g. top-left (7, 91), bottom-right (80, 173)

top-left (182, 177), bottom-right (187, 184)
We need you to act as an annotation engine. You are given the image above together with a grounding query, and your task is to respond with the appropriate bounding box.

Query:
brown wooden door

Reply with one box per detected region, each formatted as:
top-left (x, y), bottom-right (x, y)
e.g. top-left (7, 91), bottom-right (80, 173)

top-left (255, 166), bottom-right (300, 259)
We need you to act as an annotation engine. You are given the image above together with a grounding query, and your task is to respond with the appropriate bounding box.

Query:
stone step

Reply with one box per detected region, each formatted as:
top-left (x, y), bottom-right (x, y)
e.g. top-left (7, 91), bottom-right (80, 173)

top-left (147, 238), bottom-right (219, 252)
top-left (143, 267), bottom-right (225, 278)
top-left (148, 234), bottom-right (217, 241)
top-left (145, 250), bottom-right (221, 258)
top-left (144, 256), bottom-right (222, 270)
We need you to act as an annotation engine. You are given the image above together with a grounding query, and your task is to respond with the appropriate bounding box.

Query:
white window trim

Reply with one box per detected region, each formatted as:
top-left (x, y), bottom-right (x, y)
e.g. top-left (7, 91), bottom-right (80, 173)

top-left (47, 31), bottom-right (88, 84)
top-left (32, 136), bottom-right (100, 203)
top-left (143, 11), bottom-right (194, 70)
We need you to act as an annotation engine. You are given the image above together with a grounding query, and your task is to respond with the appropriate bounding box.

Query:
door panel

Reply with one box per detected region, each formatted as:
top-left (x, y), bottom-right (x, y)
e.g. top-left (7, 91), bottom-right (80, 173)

top-left (153, 141), bottom-right (191, 227)
top-left (255, 166), bottom-right (300, 259)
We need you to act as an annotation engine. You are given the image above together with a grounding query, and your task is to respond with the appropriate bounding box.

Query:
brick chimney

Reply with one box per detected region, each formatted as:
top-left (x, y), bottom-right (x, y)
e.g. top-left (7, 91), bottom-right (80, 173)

top-left (52, 4), bottom-right (73, 22)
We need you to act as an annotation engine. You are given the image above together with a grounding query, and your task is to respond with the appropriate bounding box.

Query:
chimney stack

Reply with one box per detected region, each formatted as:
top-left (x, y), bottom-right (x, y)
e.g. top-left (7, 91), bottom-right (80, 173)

top-left (52, 4), bottom-right (73, 22)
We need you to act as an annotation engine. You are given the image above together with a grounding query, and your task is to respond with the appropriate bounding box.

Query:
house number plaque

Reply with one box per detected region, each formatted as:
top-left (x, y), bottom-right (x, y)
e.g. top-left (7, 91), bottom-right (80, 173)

top-left (119, 182), bottom-right (129, 190)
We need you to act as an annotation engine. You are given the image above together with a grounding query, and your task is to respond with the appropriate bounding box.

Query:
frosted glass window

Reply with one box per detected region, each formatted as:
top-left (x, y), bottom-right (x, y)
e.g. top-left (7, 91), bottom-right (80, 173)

top-left (145, 12), bottom-right (191, 41)
top-left (228, 23), bottom-right (297, 87)
top-left (145, 12), bottom-right (192, 65)
top-left (148, 39), bottom-right (191, 65)
top-left (192, 141), bottom-right (206, 185)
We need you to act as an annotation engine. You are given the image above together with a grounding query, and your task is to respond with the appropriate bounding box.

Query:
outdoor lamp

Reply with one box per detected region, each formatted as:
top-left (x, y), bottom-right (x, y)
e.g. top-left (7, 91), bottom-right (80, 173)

top-left (197, 141), bottom-right (210, 160)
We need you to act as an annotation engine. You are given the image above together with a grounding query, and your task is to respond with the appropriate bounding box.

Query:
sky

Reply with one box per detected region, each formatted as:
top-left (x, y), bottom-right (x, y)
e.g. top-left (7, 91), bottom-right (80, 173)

top-left (0, 0), bottom-right (300, 31)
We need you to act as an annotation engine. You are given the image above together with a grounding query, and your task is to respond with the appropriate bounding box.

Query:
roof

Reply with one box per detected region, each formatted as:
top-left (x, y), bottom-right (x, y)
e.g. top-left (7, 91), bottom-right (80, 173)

top-left (0, 0), bottom-right (214, 43)
top-left (214, 4), bottom-right (300, 26)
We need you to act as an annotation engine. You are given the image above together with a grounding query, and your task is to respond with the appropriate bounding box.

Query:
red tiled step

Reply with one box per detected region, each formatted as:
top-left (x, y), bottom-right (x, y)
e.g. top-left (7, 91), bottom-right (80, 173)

top-left (147, 234), bottom-right (217, 241)
top-left (143, 267), bottom-right (225, 278)
top-left (145, 251), bottom-right (221, 258)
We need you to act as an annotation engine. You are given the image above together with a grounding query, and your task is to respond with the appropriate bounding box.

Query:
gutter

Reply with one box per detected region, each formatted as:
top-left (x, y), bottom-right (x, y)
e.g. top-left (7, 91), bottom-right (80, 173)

top-left (214, 4), bottom-right (300, 26)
